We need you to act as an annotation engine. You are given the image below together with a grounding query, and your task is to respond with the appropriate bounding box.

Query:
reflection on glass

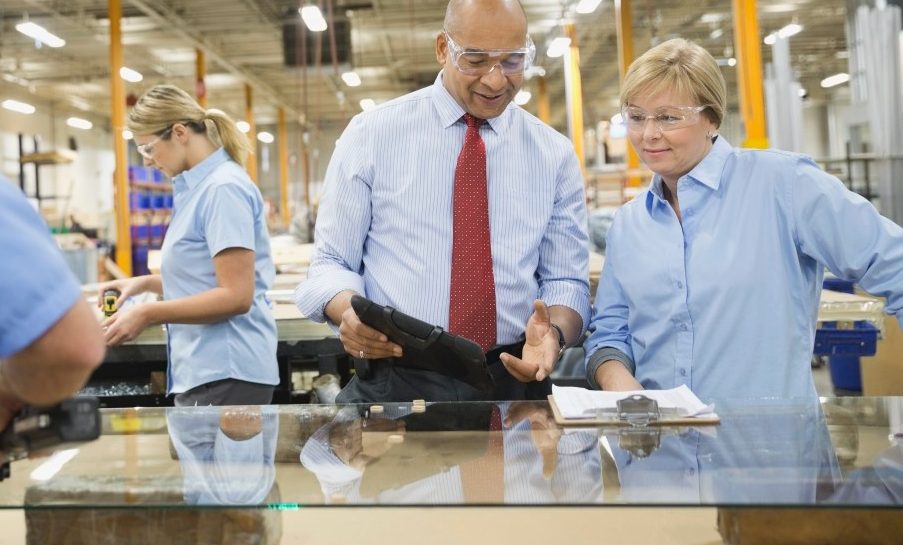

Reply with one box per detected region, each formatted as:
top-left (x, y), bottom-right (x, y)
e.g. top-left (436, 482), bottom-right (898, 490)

top-left (299, 402), bottom-right (602, 504)
top-left (606, 399), bottom-right (842, 505)
top-left (167, 405), bottom-right (279, 505)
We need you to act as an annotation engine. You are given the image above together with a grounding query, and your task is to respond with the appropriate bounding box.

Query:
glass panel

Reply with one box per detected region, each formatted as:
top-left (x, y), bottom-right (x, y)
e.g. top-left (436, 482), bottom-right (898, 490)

top-left (1, 397), bottom-right (902, 510)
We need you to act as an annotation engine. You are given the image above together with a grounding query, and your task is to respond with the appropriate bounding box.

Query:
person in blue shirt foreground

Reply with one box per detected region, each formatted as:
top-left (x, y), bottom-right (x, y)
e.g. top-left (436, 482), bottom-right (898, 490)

top-left (584, 38), bottom-right (903, 401)
top-left (0, 177), bottom-right (105, 431)
top-left (97, 85), bottom-right (278, 406)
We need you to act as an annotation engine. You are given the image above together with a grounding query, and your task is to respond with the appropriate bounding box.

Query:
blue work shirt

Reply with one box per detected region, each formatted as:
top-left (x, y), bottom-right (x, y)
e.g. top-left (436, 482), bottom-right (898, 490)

top-left (162, 148), bottom-right (278, 394)
top-left (295, 72), bottom-right (590, 341)
top-left (585, 137), bottom-right (903, 402)
top-left (0, 178), bottom-right (82, 357)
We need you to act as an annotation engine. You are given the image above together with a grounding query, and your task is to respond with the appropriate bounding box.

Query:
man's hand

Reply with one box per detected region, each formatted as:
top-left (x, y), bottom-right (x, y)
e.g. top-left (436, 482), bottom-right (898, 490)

top-left (500, 300), bottom-right (560, 382)
top-left (327, 291), bottom-right (402, 360)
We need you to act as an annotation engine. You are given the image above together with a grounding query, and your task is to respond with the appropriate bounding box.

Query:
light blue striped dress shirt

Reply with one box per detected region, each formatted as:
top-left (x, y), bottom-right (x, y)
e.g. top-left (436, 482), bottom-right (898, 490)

top-left (585, 136), bottom-right (903, 402)
top-left (295, 72), bottom-right (591, 343)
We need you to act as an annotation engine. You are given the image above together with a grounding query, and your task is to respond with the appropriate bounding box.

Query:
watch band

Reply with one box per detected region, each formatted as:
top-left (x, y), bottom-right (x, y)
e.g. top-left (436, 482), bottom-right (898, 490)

top-left (550, 323), bottom-right (567, 350)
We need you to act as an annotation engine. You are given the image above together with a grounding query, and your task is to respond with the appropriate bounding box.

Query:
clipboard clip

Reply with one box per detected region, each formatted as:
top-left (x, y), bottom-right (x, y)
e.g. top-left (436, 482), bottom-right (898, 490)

top-left (617, 394), bottom-right (661, 427)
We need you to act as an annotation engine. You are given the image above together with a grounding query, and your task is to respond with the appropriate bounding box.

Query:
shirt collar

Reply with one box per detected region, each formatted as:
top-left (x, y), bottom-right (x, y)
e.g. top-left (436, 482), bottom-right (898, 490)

top-left (430, 71), bottom-right (512, 135)
top-left (644, 136), bottom-right (732, 214)
top-left (173, 147), bottom-right (230, 191)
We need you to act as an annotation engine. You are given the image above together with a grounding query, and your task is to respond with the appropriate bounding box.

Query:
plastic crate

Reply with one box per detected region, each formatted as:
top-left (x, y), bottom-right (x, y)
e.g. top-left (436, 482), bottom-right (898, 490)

top-left (814, 321), bottom-right (878, 357)
top-left (823, 277), bottom-right (855, 294)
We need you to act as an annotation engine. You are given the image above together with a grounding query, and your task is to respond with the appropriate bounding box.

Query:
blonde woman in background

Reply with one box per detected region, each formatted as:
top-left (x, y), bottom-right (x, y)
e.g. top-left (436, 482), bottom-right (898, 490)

top-left (98, 84), bottom-right (278, 406)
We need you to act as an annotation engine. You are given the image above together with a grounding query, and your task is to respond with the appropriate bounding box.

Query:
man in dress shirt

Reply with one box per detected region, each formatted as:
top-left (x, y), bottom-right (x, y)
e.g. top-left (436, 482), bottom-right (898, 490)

top-left (295, 0), bottom-right (590, 402)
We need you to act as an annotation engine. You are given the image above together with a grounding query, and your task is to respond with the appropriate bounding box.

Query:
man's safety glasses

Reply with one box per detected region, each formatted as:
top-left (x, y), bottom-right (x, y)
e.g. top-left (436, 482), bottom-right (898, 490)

top-left (443, 31), bottom-right (535, 77)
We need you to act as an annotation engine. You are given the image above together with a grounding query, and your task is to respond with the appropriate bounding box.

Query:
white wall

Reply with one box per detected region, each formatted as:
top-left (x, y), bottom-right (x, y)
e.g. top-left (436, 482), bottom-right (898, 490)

top-left (0, 100), bottom-right (115, 229)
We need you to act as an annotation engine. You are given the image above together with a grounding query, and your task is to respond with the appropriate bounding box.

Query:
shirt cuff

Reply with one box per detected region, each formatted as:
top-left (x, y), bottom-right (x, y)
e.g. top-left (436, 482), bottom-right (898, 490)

top-left (586, 347), bottom-right (635, 390)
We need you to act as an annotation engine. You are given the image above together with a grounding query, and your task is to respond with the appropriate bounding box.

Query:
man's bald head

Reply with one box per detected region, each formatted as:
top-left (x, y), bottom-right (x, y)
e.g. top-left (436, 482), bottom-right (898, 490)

top-left (443, 0), bottom-right (527, 36)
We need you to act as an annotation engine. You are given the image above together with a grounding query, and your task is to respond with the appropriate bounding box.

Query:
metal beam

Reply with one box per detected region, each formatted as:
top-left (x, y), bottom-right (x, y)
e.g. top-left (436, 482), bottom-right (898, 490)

top-left (108, 0), bottom-right (132, 275)
top-left (732, 0), bottom-right (769, 148)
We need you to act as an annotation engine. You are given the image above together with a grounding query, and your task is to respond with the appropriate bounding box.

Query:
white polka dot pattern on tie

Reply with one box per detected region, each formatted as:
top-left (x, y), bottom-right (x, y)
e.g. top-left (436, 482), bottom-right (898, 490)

top-left (449, 113), bottom-right (497, 351)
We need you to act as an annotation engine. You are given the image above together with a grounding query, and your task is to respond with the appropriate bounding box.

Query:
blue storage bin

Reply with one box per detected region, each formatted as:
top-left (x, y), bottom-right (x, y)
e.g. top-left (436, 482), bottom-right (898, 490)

top-left (823, 277), bottom-right (855, 294)
top-left (813, 321), bottom-right (878, 357)
top-left (132, 244), bottom-right (150, 276)
top-left (828, 355), bottom-right (862, 392)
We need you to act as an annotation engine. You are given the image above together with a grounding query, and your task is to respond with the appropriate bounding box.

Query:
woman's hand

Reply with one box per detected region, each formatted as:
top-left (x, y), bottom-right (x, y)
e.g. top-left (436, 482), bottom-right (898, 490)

top-left (102, 304), bottom-right (152, 346)
top-left (95, 275), bottom-right (156, 310)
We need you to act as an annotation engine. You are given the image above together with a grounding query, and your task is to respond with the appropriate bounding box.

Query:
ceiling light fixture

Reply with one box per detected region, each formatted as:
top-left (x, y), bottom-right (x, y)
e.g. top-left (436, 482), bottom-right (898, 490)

top-left (119, 67), bottom-right (143, 82)
top-left (300, 5), bottom-right (328, 32)
top-left (341, 71), bottom-right (362, 87)
top-left (546, 37), bottom-right (571, 58)
top-left (575, 0), bottom-right (603, 14)
top-left (236, 121), bottom-right (251, 133)
top-left (15, 21), bottom-right (65, 48)
top-left (257, 131), bottom-right (275, 144)
top-left (123, 130), bottom-right (133, 140)
top-left (514, 90), bottom-right (532, 105)
top-left (66, 117), bottom-right (93, 130)
top-left (820, 73), bottom-right (850, 88)
top-left (2, 99), bottom-right (36, 114)
top-left (359, 98), bottom-right (376, 111)
top-left (764, 23), bottom-right (803, 45)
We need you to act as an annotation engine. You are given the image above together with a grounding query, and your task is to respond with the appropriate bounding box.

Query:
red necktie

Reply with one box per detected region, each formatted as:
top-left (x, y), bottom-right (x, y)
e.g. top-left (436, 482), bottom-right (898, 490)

top-left (449, 114), bottom-right (497, 351)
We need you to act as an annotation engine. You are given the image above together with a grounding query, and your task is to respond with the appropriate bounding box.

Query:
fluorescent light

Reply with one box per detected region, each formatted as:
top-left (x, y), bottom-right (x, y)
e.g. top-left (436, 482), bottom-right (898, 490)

top-left (123, 129), bottom-right (133, 140)
top-left (820, 73), bottom-right (849, 88)
top-left (765, 23), bottom-right (804, 45)
top-left (66, 117), bottom-right (93, 130)
top-left (15, 21), bottom-right (65, 48)
top-left (30, 449), bottom-right (79, 481)
top-left (119, 67), bottom-right (143, 82)
top-left (716, 57), bottom-right (737, 67)
top-left (359, 98), bottom-right (376, 111)
top-left (778, 23), bottom-right (803, 39)
top-left (798, 88), bottom-right (808, 97)
top-left (710, 28), bottom-right (724, 40)
top-left (514, 90), bottom-right (531, 105)
top-left (610, 112), bottom-right (624, 125)
top-left (257, 131), bottom-right (274, 144)
top-left (2, 99), bottom-right (36, 114)
top-left (546, 37), bottom-right (571, 58)
top-left (236, 120), bottom-right (251, 133)
top-left (341, 71), bottom-right (361, 87)
top-left (575, 0), bottom-right (603, 14)
top-left (300, 5), bottom-right (327, 32)
top-left (525, 66), bottom-right (547, 78)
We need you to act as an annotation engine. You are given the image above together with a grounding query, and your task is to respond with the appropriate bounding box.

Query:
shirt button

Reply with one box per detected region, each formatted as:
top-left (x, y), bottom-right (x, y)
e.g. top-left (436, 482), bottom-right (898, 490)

top-left (680, 368), bottom-right (687, 376)
top-left (677, 281), bottom-right (684, 289)
top-left (679, 323), bottom-right (688, 331)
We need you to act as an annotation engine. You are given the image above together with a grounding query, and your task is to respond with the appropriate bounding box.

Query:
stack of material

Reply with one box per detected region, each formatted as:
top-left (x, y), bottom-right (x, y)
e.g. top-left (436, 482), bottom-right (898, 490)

top-left (25, 476), bottom-right (283, 545)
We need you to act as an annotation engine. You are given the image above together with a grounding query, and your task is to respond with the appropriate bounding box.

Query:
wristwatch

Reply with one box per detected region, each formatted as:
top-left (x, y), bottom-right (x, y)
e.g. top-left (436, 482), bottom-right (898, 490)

top-left (550, 323), bottom-right (567, 351)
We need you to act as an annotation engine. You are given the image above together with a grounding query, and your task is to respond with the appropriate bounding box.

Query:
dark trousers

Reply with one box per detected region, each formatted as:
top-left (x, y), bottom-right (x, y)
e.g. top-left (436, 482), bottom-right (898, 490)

top-left (335, 342), bottom-right (552, 403)
top-left (174, 378), bottom-right (274, 407)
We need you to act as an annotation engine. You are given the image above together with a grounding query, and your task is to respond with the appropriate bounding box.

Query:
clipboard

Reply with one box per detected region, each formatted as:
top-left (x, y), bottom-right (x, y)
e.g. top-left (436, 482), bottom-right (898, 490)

top-left (350, 295), bottom-right (494, 393)
top-left (547, 393), bottom-right (720, 427)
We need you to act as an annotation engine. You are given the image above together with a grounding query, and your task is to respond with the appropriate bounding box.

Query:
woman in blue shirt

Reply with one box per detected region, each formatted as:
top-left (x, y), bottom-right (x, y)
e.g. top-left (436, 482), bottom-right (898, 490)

top-left (99, 85), bottom-right (278, 406)
top-left (584, 39), bottom-right (903, 401)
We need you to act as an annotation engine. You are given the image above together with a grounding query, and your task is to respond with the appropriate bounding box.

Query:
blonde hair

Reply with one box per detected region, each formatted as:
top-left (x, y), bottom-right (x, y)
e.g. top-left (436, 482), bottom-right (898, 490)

top-left (620, 38), bottom-right (726, 128)
top-left (127, 84), bottom-right (251, 166)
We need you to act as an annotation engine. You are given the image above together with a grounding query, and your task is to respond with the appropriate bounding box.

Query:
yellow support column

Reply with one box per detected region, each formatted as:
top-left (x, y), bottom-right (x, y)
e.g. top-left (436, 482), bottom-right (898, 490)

top-left (615, 0), bottom-right (642, 188)
top-left (277, 107), bottom-right (290, 228)
top-left (732, 0), bottom-right (769, 148)
top-left (563, 23), bottom-right (586, 181)
top-left (536, 76), bottom-right (551, 124)
top-left (195, 48), bottom-right (207, 109)
top-left (244, 83), bottom-right (258, 183)
top-left (108, 0), bottom-right (131, 275)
